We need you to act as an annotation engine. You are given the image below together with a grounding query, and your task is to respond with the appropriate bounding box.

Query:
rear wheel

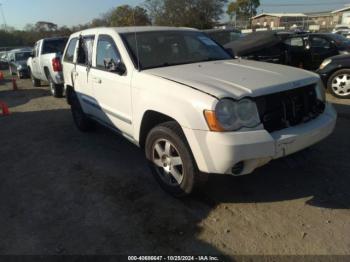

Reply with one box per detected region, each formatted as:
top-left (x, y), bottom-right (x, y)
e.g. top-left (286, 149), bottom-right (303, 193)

top-left (70, 92), bottom-right (94, 132)
top-left (48, 76), bottom-right (63, 98)
top-left (145, 121), bottom-right (207, 197)
top-left (327, 69), bottom-right (350, 99)
top-left (30, 69), bottom-right (41, 87)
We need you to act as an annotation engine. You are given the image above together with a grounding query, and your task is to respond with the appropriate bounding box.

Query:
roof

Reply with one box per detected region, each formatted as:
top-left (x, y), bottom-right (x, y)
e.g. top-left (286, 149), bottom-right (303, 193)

top-left (72, 26), bottom-right (197, 37)
top-left (252, 13), bottom-right (306, 19)
top-left (305, 11), bottom-right (332, 17)
top-left (332, 6), bottom-right (350, 14)
top-left (8, 48), bottom-right (32, 53)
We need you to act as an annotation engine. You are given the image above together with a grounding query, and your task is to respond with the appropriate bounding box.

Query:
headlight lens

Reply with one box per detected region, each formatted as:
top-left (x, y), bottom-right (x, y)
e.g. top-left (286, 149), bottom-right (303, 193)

top-left (319, 59), bottom-right (332, 70)
top-left (17, 65), bottom-right (23, 70)
top-left (214, 98), bottom-right (260, 131)
top-left (339, 50), bottom-right (349, 55)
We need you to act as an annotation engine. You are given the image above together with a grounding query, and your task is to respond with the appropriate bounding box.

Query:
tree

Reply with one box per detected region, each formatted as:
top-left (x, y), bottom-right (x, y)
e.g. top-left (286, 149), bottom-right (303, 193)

top-left (227, 0), bottom-right (260, 27)
top-left (35, 21), bottom-right (58, 32)
top-left (104, 5), bottom-right (151, 27)
top-left (144, 0), bottom-right (227, 29)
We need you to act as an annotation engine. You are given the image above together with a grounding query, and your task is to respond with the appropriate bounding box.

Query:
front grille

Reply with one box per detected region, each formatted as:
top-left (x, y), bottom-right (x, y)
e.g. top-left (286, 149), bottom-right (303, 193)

top-left (255, 85), bottom-right (325, 133)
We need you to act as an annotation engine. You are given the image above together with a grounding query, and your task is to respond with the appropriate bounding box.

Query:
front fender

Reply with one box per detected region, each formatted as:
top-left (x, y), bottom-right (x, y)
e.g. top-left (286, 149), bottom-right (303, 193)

top-left (131, 72), bottom-right (217, 143)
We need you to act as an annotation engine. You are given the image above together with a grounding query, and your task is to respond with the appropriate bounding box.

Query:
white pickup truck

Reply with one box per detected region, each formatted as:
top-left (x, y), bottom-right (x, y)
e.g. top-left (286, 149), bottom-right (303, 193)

top-left (27, 37), bottom-right (68, 97)
top-left (62, 27), bottom-right (337, 197)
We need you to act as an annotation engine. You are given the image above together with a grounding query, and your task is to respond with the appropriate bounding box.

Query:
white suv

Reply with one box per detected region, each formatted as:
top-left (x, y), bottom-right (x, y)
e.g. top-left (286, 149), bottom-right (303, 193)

top-left (62, 27), bottom-right (337, 197)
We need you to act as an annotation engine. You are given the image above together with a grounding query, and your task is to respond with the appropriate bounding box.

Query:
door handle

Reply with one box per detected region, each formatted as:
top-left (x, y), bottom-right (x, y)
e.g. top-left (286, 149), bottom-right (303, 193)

top-left (93, 77), bottom-right (102, 84)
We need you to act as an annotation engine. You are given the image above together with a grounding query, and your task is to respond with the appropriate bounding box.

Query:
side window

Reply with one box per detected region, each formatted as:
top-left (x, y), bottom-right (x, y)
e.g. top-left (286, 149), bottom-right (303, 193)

top-left (64, 38), bottom-right (78, 63)
top-left (311, 37), bottom-right (331, 49)
top-left (96, 35), bottom-right (121, 71)
top-left (77, 36), bottom-right (95, 66)
top-left (284, 37), bottom-right (304, 47)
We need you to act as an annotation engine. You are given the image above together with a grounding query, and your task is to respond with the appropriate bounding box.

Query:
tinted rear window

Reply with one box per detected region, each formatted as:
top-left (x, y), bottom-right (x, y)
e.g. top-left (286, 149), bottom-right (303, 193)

top-left (42, 38), bottom-right (68, 55)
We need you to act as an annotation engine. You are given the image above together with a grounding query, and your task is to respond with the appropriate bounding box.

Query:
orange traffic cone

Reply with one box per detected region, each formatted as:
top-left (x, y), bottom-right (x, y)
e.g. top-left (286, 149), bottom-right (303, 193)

top-left (0, 71), bottom-right (4, 81)
top-left (0, 101), bottom-right (10, 116)
top-left (12, 77), bottom-right (18, 91)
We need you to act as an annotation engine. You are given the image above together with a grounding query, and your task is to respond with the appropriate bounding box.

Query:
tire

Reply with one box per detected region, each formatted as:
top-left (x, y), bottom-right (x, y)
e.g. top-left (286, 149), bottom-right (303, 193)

top-left (48, 76), bottom-right (63, 98)
top-left (327, 69), bottom-right (350, 99)
top-left (145, 121), bottom-right (208, 197)
top-left (70, 92), bottom-right (95, 132)
top-left (30, 69), bottom-right (41, 87)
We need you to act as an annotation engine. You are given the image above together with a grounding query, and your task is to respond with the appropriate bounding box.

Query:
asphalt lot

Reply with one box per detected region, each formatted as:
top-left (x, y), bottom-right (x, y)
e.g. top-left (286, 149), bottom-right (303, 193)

top-left (0, 71), bottom-right (350, 257)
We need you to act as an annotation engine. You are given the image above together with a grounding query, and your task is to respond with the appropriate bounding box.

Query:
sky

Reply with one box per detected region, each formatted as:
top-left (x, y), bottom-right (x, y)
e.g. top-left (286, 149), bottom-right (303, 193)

top-left (0, 0), bottom-right (350, 29)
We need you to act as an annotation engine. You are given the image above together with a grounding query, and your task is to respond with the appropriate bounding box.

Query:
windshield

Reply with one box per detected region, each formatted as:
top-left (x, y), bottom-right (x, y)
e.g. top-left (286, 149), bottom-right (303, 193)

top-left (15, 52), bottom-right (31, 61)
top-left (206, 31), bottom-right (242, 45)
top-left (121, 31), bottom-right (232, 70)
top-left (42, 38), bottom-right (68, 55)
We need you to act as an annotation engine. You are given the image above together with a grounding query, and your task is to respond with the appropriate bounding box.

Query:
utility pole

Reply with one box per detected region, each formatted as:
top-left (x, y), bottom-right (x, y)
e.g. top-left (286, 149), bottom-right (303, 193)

top-left (0, 3), bottom-right (8, 31)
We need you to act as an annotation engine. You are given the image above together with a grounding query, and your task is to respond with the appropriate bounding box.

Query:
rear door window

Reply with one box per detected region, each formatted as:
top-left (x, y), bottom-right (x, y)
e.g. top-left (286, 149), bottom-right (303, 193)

top-left (310, 37), bottom-right (331, 49)
top-left (64, 38), bottom-right (78, 63)
top-left (77, 36), bottom-right (95, 66)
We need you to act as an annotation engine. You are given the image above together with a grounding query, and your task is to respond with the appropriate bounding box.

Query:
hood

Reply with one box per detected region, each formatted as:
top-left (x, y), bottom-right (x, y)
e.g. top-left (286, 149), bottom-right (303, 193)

top-left (144, 59), bottom-right (319, 99)
top-left (327, 54), bottom-right (350, 61)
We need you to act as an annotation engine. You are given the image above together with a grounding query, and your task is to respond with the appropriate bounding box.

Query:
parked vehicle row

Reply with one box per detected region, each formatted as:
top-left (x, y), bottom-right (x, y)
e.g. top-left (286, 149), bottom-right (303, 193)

top-left (224, 31), bottom-right (350, 71)
top-left (60, 26), bottom-right (336, 197)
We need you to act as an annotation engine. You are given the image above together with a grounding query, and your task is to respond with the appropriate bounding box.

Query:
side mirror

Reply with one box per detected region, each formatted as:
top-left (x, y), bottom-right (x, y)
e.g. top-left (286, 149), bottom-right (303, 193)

top-left (106, 59), bottom-right (126, 75)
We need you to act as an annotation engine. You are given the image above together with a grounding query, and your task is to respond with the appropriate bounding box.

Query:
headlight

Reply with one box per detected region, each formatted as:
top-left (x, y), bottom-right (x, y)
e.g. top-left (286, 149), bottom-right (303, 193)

top-left (315, 80), bottom-right (326, 103)
top-left (339, 50), bottom-right (349, 55)
top-left (17, 65), bottom-right (23, 70)
top-left (319, 59), bottom-right (332, 70)
top-left (205, 98), bottom-right (260, 132)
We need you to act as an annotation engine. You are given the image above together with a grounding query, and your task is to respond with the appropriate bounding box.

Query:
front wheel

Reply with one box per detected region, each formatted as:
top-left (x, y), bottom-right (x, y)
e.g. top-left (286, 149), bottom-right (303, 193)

top-left (327, 69), bottom-right (350, 99)
top-left (145, 121), bottom-right (207, 197)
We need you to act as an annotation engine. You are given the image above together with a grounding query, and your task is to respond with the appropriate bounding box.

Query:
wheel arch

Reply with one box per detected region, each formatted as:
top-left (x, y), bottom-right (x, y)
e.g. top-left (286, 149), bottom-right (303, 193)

top-left (139, 110), bottom-right (180, 149)
top-left (65, 85), bottom-right (75, 105)
top-left (43, 66), bottom-right (51, 82)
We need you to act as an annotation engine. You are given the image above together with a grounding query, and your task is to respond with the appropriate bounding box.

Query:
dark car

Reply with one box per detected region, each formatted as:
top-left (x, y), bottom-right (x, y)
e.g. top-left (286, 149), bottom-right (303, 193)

top-left (224, 32), bottom-right (350, 71)
top-left (317, 54), bottom-right (350, 99)
top-left (202, 29), bottom-right (242, 46)
top-left (0, 51), bottom-right (8, 70)
top-left (8, 49), bottom-right (32, 78)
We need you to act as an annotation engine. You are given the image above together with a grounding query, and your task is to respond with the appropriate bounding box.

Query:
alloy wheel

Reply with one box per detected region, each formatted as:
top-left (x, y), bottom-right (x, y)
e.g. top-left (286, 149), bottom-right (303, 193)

top-left (331, 74), bottom-right (350, 97)
top-left (152, 139), bottom-right (184, 186)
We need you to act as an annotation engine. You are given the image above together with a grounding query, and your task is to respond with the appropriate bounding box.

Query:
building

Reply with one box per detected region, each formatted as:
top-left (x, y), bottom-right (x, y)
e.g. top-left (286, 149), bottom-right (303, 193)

top-left (332, 6), bottom-right (350, 25)
top-left (305, 11), bottom-right (334, 31)
top-left (251, 6), bottom-right (350, 31)
top-left (251, 13), bottom-right (307, 29)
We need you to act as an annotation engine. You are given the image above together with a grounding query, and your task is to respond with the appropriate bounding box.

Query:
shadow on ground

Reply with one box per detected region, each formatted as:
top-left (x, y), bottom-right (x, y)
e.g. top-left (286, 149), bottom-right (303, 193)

top-left (0, 100), bottom-right (349, 256)
top-left (0, 88), bottom-right (50, 108)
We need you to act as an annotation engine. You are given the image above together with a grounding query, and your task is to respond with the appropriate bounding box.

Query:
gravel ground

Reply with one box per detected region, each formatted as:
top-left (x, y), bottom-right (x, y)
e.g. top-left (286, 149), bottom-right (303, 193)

top-left (0, 72), bottom-right (350, 258)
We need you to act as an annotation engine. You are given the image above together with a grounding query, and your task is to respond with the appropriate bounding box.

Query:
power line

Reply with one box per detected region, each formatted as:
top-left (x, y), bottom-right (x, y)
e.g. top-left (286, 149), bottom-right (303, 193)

top-left (0, 3), bottom-right (8, 31)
